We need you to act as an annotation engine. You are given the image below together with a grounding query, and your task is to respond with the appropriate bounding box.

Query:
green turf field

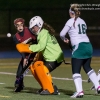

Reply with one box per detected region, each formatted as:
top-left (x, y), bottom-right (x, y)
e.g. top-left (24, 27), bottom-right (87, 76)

top-left (0, 57), bottom-right (100, 100)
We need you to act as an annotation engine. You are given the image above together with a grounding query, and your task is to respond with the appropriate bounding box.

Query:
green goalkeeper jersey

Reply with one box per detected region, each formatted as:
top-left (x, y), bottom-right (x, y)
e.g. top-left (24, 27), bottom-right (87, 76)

top-left (29, 29), bottom-right (64, 63)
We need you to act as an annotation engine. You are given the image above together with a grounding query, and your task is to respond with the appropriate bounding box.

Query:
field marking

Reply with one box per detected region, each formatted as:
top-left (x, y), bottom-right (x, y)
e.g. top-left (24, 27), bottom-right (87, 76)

top-left (0, 95), bottom-right (10, 98)
top-left (0, 83), bottom-right (5, 84)
top-left (52, 77), bottom-right (87, 82)
top-left (0, 72), bottom-right (16, 75)
top-left (0, 72), bottom-right (87, 82)
top-left (0, 63), bottom-right (18, 66)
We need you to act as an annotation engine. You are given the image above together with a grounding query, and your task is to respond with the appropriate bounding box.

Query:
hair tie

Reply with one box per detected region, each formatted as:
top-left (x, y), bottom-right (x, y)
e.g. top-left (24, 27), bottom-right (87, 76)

top-left (69, 8), bottom-right (75, 14)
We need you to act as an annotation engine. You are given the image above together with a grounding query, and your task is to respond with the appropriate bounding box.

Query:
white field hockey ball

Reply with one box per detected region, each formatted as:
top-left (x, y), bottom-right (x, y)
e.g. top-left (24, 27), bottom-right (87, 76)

top-left (7, 33), bottom-right (11, 37)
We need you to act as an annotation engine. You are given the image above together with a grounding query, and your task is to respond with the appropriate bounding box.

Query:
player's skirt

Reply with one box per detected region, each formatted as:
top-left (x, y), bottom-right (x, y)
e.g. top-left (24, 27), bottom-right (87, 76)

top-left (72, 42), bottom-right (93, 59)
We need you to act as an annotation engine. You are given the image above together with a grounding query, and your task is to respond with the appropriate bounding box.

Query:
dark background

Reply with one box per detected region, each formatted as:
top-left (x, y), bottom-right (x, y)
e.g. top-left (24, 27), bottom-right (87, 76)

top-left (0, 0), bottom-right (100, 52)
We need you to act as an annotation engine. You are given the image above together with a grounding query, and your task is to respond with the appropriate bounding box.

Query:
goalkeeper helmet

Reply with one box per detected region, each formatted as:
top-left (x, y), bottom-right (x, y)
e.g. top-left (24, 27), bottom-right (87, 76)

top-left (29, 16), bottom-right (44, 29)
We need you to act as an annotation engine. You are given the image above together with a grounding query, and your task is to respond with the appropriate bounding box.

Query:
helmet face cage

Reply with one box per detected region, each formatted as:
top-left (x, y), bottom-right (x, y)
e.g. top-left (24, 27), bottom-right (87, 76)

top-left (29, 16), bottom-right (44, 29)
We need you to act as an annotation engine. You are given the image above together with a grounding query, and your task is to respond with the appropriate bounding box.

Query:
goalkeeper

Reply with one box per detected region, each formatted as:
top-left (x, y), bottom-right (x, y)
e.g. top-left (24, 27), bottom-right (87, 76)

top-left (16, 16), bottom-right (64, 95)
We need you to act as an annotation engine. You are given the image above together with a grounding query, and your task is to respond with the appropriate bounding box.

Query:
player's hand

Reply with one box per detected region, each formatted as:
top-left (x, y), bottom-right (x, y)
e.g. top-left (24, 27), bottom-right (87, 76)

top-left (23, 58), bottom-right (28, 67)
top-left (64, 38), bottom-right (69, 44)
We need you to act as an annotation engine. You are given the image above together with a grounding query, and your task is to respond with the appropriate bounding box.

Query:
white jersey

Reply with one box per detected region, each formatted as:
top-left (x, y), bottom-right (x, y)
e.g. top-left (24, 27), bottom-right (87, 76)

top-left (60, 17), bottom-right (89, 46)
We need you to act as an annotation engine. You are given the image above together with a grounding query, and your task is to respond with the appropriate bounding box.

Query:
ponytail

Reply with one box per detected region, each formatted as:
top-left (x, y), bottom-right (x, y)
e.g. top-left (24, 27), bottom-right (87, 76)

top-left (70, 4), bottom-right (81, 27)
top-left (42, 22), bottom-right (56, 35)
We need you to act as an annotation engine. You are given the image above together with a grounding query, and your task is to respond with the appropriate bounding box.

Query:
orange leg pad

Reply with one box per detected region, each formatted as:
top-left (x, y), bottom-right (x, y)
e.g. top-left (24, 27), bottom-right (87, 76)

top-left (44, 65), bottom-right (52, 83)
top-left (34, 61), bottom-right (54, 93)
top-left (30, 64), bottom-right (42, 87)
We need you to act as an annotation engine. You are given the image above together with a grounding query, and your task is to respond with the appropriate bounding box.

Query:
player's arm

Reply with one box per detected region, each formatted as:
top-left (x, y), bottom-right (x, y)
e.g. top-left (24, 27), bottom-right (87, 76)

top-left (29, 32), bottom-right (48, 52)
top-left (60, 25), bottom-right (70, 42)
top-left (16, 31), bottom-right (48, 53)
top-left (60, 25), bottom-right (72, 50)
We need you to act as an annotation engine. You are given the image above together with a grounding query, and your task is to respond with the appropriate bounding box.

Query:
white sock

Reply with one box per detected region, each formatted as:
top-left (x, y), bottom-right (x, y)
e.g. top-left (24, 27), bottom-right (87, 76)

top-left (97, 70), bottom-right (100, 82)
top-left (73, 73), bottom-right (83, 92)
top-left (87, 69), bottom-right (99, 89)
top-left (97, 74), bottom-right (100, 82)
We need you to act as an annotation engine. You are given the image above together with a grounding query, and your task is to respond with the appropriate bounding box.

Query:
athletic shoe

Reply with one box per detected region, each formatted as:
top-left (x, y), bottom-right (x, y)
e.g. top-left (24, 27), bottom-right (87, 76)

top-left (70, 91), bottom-right (84, 98)
top-left (96, 86), bottom-right (100, 94)
top-left (40, 89), bottom-right (51, 95)
top-left (36, 88), bottom-right (43, 94)
top-left (52, 85), bottom-right (60, 95)
top-left (14, 76), bottom-right (24, 92)
top-left (14, 84), bottom-right (24, 92)
top-left (39, 85), bottom-right (60, 95)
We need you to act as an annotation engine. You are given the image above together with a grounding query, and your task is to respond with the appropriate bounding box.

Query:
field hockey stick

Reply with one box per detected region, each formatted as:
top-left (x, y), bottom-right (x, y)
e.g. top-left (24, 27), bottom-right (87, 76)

top-left (63, 59), bottom-right (71, 64)
top-left (63, 38), bottom-right (72, 65)
top-left (21, 52), bottom-right (38, 77)
top-left (68, 42), bottom-right (72, 51)
top-left (20, 38), bottom-right (34, 76)
top-left (20, 53), bottom-right (32, 76)
top-left (65, 38), bottom-right (72, 51)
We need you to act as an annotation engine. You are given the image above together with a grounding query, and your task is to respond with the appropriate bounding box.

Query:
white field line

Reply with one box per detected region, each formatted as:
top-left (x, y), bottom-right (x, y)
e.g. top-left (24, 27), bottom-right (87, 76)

top-left (0, 95), bottom-right (11, 98)
top-left (0, 72), bottom-right (87, 82)
top-left (0, 63), bottom-right (18, 66)
top-left (0, 83), bottom-right (5, 84)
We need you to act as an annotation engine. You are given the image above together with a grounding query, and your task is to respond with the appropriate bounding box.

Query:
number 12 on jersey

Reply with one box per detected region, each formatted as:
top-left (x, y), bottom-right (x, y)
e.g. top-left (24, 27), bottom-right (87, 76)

top-left (78, 24), bottom-right (86, 34)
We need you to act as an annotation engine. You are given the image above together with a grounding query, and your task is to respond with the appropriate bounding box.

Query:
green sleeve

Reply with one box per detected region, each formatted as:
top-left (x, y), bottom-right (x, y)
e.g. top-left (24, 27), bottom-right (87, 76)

top-left (29, 29), bottom-right (48, 52)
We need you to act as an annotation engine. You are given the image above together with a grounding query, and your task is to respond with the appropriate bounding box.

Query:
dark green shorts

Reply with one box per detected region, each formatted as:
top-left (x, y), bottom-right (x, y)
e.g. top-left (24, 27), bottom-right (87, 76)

top-left (72, 42), bottom-right (93, 59)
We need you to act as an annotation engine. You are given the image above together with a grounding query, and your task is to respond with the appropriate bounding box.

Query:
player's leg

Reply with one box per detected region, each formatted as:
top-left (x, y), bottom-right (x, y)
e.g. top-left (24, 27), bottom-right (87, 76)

top-left (30, 60), bottom-right (61, 95)
top-left (97, 69), bottom-right (100, 82)
top-left (30, 63), bottom-right (54, 94)
top-left (33, 61), bottom-right (54, 94)
top-left (14, 58), bottom-right (33, 92)
top-left (43, 61), bottom-right (62, 94)
top-left (71, 58), bottom-right (84, 98)
top-left (83, 58), bottom-right (100, 94)
top-left (14, 58), bottom-right (24, 92)
top-left (44, 61), bottom-right (62, 72)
